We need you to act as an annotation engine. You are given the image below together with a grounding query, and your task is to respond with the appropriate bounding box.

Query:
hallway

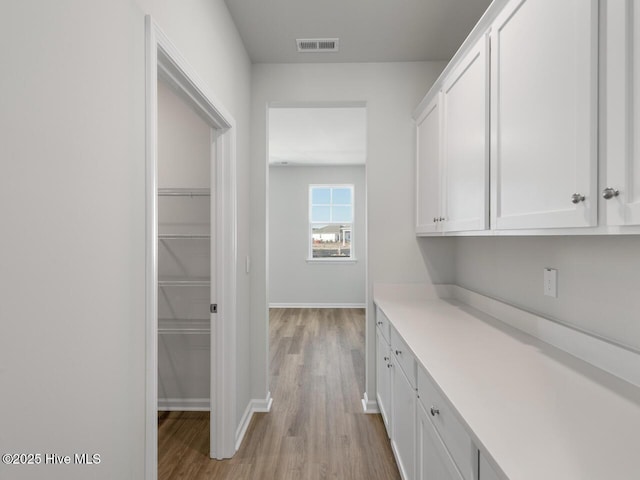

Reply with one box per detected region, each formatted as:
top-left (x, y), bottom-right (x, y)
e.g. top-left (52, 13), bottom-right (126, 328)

top-left (158, 308), bottom-right (400, 479)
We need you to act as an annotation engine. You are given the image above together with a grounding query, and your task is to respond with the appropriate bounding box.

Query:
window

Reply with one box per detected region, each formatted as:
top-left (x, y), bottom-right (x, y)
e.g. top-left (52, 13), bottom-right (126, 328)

top-left (309, 185), bottom-right (354, 260)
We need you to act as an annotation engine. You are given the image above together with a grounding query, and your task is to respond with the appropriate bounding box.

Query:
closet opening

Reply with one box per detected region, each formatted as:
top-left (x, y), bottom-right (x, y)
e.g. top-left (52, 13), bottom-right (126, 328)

top-left (145, 17), bottom-right (238, 480)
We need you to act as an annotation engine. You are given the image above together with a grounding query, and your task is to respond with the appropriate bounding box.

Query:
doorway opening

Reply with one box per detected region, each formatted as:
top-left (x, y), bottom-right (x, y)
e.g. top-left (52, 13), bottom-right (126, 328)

top-left (145, 17), bottom-right (238, 480)
top-left (266, 102), bottom-right (368, 422)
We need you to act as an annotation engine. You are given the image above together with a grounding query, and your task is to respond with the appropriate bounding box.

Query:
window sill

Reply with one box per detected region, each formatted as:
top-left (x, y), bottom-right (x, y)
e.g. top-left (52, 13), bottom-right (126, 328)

top-left (306, 258), bottom-right (358, 264)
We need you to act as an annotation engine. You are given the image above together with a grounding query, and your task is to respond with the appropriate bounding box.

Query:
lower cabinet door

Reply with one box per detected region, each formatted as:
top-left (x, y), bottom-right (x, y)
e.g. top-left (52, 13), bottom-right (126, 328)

top-left (479, 453), bottom-right (502, 480)
top-left (376, 329), bottom-right (392, 435)
top-left (391, 362), bottom-right (416, 480)
top-left (417, 402), bottom-right (464, 480)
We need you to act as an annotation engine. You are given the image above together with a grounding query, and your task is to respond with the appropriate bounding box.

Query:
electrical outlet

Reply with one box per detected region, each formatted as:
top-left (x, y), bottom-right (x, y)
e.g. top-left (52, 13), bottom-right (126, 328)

top-left (544, 268), bottom-right (557, 298)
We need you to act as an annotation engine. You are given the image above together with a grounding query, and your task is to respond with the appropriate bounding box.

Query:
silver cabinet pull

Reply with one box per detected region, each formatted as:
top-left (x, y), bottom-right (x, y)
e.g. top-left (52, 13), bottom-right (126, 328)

top-left (571, 193), bottom-right (585, 204)
top-left (430, 406), bottom-right (440, 417)
top-left (387, 363), bottom-right (393, 368)
top-left (439, 216), bottom-right (445, 221)
top-left (602, 187), bottom-right (620, 200)
top-left (383, 356), bottom-right (389, 362)
top-left (395, 350), bottom-right (402, 355)
top-left (377, 321), bottom-right (383, 325)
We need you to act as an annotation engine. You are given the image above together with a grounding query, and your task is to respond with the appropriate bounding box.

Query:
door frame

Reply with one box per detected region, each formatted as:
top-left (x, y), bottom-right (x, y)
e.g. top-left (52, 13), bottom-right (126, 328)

top-left (145, 16), bottom-right (238, 479)
top-left (265, 100), bottom-right (369, 408)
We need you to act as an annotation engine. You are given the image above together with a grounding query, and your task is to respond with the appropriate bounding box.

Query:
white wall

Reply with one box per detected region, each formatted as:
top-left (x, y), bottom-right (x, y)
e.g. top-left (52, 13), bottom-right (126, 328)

top-left (0, 1), bottom-right (251, 478)
top-left (269, 165), bottom-right (366, 306)
top-left (250, 62), bottom-right (454, 407)
top-left (453, 236), bottom-right (640, 352)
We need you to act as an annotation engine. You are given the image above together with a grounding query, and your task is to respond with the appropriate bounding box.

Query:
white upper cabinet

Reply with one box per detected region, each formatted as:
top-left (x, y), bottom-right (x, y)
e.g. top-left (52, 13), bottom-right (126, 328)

top-left (490, 0), bottom-right (599, 230)
top-left (603, 0), bottom-right (640, 226)
top-left (415, 34), bottom-right (489, 235)
top-left (442, 35), bottom-right (489, 232)
top-left (416, 94), bottom-right (442, 234)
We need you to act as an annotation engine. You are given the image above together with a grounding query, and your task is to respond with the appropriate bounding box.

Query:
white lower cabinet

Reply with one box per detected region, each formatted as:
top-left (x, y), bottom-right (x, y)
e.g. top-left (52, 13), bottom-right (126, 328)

top-left (417, 401), bottom-right (464, 480)
top-left (417, 367), bottom-right (476, 480)
top-left (376, 306), bottom-right (487, 480)
top-left (479, 453), bottom-right (502, 480)
top-left (376, 307), bottom-right (500, 480)
top-left (376, 327), bottom-right (392, 433)
top-left (391, 352), bottom-right (416, 480)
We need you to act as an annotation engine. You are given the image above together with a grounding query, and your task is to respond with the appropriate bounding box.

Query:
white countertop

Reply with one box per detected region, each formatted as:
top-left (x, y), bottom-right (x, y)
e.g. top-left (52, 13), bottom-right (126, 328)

top-left (374, 285), bottom-right (640, 480)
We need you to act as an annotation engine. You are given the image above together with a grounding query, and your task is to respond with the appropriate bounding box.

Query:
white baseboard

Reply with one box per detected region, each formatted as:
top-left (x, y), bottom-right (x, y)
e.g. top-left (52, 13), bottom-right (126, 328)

top-left (235, 392), bottom-right (273, 451)
top-left (269, 303), bottom-right (366, 309)
top-left (158, 397), bottom-right (210, 411)
top-left (361, 391), bottom-right (379, 413)
top-left (452, 286), bottom-right (640, 388)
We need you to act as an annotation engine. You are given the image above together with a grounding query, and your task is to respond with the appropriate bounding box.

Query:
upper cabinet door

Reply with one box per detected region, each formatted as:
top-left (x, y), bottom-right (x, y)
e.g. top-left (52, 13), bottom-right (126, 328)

top-left (491, 0), bottom-right (599, 230)
top-left (416, 94), bottom-right (442, 234)
top-left (604, 0), bottom-right (640, 226)
top-left (442, 35), bottom-right (489, 232)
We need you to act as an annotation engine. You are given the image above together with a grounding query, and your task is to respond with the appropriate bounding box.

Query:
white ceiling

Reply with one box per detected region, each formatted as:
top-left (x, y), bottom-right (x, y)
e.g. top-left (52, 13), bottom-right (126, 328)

top-left (269, 107), bottom-right (366, 166)
top-left (223, 0), bottom-right (492, 63)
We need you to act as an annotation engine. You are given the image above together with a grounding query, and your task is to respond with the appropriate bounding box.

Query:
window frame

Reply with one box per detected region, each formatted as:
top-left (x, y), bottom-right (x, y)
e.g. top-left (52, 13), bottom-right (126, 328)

top-left (308, 184), bottom-right (356, 263)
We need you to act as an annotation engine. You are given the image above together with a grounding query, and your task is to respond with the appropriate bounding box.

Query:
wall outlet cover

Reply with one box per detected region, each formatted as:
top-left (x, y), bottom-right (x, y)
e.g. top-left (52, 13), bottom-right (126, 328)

top-left (544, 268), bottom-right (558, 298)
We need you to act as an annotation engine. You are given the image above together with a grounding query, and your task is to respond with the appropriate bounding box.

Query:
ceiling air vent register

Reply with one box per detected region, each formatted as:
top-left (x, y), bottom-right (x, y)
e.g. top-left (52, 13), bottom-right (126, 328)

top-left (296, 38), bottom-right (339, 53)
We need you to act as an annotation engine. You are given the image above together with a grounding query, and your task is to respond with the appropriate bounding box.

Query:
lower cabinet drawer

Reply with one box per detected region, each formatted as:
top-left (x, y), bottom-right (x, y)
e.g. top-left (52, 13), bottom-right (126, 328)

top-left (391, 327), bottom-right (417, 388)
top-left (417, 366), bottom-right (475, 480)
top-left (375, 306), bottom-right (391, 343)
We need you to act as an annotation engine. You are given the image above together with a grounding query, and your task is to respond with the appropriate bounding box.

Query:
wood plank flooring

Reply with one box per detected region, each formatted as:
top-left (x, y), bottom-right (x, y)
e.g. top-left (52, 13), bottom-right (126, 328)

top-left (158, 308), bottom-right (400, 480)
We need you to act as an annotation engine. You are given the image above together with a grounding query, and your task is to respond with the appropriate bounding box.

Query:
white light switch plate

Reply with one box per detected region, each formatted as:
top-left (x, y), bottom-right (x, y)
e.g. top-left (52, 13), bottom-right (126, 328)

top-left (544, 268), bottom-right (557, 298)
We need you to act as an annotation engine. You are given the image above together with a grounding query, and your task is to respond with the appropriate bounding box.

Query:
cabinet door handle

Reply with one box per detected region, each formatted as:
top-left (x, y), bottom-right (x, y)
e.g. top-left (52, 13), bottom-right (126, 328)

top-left (571, 193), bottom-right (585, 204)
top-left (430, 406), bottom-right (440, 417)
top-left (395, 349), bottom-right (402, 355)
top-left (602, 187), bottom-right (620, 200)
top-left (387, 363), bottom-right (393, 368)
top-left (433, 217), bottom-right (438, 223)
top-left (384, 356), bottom-right (389, 361)
top-left (439, 216), bottom-right (445, 222)
top-left (377, 321), bottom-right (383, 325)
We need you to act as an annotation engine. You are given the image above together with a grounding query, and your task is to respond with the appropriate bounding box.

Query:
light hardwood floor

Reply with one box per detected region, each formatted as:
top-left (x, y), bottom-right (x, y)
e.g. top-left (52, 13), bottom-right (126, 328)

top-left (158, 308), bottom-right (401, 480)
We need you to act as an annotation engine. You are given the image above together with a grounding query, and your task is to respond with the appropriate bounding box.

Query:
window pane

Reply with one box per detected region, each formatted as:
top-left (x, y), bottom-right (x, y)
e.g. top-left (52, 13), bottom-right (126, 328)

top-left (311, 187), bottom-right (331, 205)
top-left (311, 224), bottom-right (352, 258)
top-left (311, 206), bottom-right (330, 222)
top-left (332, 205), bottom-right (352, 222)
top-left (332, 187), bottom-right (352, 205)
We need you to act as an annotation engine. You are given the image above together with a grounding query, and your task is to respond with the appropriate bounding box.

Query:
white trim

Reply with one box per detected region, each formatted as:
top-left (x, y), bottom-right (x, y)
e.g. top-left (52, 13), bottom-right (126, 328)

top-left (450, 286), bottom-right (640, 387)
top-left (361, 391), bottom-right (379, 413)
top-left (158, 398), bottom-right (210, 411)
top-left (212, 116), bottom-right (238, 460)
top-left (158, 318), bottom-right (210, 335)
top-left (235, 393), bottom-right (273, 451)
top-left (145, 16), bottom-right (238, 477)
top-left (305, 258), bottom-right (358, 264)
top-left (144, 16), bottom-right (159, 480)
top-left (269, 100), bottom-right (367, 109)
top-left (415, 224), bottom-right (640, 236)
top-left (270, 162), bottom-right (365, 167)
top-left (269, 303), bottom-right (366, 309)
